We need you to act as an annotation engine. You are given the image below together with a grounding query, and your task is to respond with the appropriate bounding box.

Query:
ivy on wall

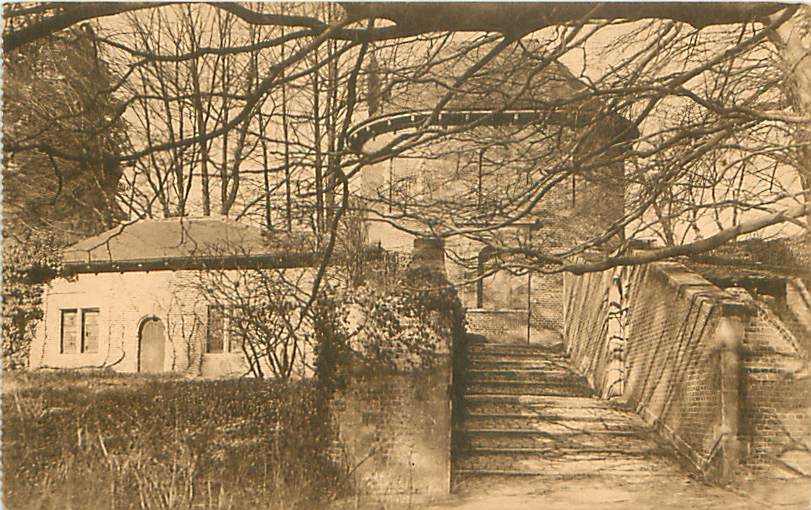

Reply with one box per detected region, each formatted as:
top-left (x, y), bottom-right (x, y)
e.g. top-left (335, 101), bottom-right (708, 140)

top-left (2, 232), bottom-right (65, 369)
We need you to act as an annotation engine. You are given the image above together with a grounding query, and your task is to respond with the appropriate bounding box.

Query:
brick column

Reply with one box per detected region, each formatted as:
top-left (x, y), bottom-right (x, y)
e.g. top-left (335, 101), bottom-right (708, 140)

top-left (410, 237), bottom-right (446, 276)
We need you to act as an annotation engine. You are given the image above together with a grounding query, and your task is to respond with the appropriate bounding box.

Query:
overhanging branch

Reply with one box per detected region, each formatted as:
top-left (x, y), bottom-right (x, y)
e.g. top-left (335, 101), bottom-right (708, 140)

top-left (561, 202), bottom-right (810, 274)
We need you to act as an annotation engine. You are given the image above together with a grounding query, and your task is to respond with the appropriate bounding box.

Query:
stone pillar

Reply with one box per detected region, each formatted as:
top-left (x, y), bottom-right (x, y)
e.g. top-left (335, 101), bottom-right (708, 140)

top-left (711, 307), bottom-right (747, 484)
top-left (410, 237), bottom-right (446, 276)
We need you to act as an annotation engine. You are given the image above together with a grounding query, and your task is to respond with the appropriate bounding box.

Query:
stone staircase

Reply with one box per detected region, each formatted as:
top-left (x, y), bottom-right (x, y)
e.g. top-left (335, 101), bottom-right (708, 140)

top-left (452, 338), bottom-right (686, 493)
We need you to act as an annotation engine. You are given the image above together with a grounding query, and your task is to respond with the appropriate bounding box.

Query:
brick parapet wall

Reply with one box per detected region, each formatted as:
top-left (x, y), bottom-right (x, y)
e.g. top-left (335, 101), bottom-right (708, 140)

top-left (739, 304), bottom-right (810, 476)
top-left (331, 362), bottom-right (452, 500)
top-left (565, 259), bottom-right (811, 481)
top-left (564, 261), bottom-right (752, 482)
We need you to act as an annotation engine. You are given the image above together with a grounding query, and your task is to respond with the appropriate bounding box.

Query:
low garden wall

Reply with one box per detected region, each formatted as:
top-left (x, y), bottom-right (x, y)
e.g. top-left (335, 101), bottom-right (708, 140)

top-left (331, 361), bottom-right (453, 498)
top-left (564, 259), bottom-right (811, 482)
top-left (564, 261), bottom-right (751, 482)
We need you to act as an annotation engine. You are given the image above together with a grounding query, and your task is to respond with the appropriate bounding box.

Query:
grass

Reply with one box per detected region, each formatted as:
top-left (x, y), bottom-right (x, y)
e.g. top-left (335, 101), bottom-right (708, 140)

top-left (2, 370), bottom-right (348, 510)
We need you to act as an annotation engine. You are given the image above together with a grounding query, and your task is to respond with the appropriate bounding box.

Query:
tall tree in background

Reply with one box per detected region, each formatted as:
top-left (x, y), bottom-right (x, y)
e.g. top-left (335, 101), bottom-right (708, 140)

top-left (2, 2), bottom-right (809, 277)
top-left (3, 23), bottom-right (126, 242)
top-left (2, 17), bottom-right (127, 367)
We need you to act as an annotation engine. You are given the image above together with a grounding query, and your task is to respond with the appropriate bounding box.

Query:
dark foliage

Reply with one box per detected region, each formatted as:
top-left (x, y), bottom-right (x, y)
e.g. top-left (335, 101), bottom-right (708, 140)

top-left (2, 371), bottom-right (347, 509)
top-left (3, 27), bottom-right (128, 371)
top-left (347, 261), bottom-right (465, 372)
top-left (313, 290), bottom-right (353, 399)
top-left (1, 231), bottom-right (65, 369)
top-left (2, 28), bottom-right (126, 241)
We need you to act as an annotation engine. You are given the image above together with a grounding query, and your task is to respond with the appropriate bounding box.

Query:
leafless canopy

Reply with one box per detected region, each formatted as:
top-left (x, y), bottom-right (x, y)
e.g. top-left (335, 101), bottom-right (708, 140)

top-left (3, 2), bottom-right (809, 282)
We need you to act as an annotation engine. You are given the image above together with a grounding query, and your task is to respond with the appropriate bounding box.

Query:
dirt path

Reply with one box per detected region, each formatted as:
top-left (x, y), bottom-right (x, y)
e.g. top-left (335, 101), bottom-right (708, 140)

top-left (419, 475), bottom-right (809, 510)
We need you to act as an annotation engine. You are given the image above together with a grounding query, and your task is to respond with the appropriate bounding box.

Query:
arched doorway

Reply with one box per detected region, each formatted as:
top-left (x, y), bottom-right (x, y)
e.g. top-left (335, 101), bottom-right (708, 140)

top-left (138, 317), bottom-right (166, 373)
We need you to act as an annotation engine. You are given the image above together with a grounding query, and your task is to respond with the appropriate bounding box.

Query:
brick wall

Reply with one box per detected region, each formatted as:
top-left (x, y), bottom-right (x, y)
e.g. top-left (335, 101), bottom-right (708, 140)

top-left (564, 260), bottom-right (811, 481)
top-left (466, 307), bottom-right (564, 344)
top-left (466, 309), bottom-right (529, 343)
top-left (740, 302), bottom-right (811, 477)
top-left (564, 262), bottom-right (748, 481)
top-left (330, 278), bottom-right (459, 502)
top-left (331, 362), bottom-right (452, 500)
top-left (530, 273), bottom-right (564, 332)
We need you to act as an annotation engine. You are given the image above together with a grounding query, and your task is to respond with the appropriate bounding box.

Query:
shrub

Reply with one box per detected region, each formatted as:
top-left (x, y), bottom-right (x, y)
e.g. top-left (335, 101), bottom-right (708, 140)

top-left (2, 232), bottom-right (64, 369)
top-left (2, 371), bottom-right (348, 510)
top-left (344, 264), bottom-right (464, 372)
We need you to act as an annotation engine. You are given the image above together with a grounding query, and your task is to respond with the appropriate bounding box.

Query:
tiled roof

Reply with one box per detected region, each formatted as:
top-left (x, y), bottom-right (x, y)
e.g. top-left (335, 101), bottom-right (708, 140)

top-left (63, 217), bottom-right (315, 265)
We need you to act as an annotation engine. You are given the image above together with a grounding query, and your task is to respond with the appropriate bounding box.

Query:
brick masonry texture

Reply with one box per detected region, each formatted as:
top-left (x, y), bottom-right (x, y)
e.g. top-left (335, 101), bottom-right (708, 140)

top-left (564, 260), bottom-right (811, 480)
top-left (331, 363), bottom-right (452, 498)
top-left (740, 306), bottom-right (811, 476)
top-left (466, 310), bottom-right (529, 344)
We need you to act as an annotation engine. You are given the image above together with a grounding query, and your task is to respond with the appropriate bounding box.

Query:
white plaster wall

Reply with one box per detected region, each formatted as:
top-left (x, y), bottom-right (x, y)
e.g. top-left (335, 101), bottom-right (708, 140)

top-left (31, 268), bottom-right (316, 378)
top-left (32, 271), bottom-right (189, 372)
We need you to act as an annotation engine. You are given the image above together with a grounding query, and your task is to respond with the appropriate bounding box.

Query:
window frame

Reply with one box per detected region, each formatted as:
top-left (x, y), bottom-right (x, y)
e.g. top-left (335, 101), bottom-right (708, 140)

top-left (81, 308), bottom-right (100, 354)
top-left (60, 309), bottom-right (79, 354)
top-left (206, 304), bottom-right (234, 354)
top-left (60, 307), bottom-right (100, 354)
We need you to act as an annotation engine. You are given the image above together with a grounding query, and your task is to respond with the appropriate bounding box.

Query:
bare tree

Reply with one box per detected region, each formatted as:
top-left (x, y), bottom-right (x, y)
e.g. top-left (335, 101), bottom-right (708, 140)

top-left (191, 265), bottom-right (314, 379)
top-left (3, 2), bottom-right (808, 286)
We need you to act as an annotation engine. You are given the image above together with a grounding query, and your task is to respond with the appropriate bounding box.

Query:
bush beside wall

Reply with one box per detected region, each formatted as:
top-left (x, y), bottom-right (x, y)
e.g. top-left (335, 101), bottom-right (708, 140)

top-left (2, 371), bottom-right (345, 510)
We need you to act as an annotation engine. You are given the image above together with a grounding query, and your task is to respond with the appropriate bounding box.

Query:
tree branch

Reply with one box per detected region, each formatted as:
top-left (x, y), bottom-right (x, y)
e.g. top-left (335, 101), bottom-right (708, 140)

top-left (561, 202), bottom-right (810, 274)
top-left (341, 2), bottom-right (790, 34)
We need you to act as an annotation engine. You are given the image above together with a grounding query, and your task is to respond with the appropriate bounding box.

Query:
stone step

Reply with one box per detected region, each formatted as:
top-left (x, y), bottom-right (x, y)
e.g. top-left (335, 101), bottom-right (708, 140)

top-left (465, 350), bottom-right (569, 364)
top-left (455, 428), bottom-right (661, 451)
top-left (462, 401), bottom-right (635, 421)
top-left (458, 415), bottom-right (641, 433)
top-left (463, 373), bottom-right (585, 386)
top-left (464, 381), bottom-right (594, 397)
top-left (455, 446), bottom-right (656, 456)
top-left (455, 451), bottom-right (680, 476)
top-left (450, 471), bottom-right (673, 495)
top-left (467, 358), bottom-right (571, 370)
top-left (453, 468), bottom-right (674, 484)
top-left (462, 394), bottom-right (614, 407)
top-left (467, 342), bottom-right (566, 353)
top-left (464, 368), bottom-right (573, 379)
top-left (451, 337), bottom-right (689, 492)
top-left (465, 355), bottom-right (572, 367)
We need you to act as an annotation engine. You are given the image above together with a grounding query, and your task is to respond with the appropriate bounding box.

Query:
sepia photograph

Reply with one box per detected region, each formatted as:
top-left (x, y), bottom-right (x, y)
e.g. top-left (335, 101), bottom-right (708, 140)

top-left (2, 2), bottom-right (810, 509)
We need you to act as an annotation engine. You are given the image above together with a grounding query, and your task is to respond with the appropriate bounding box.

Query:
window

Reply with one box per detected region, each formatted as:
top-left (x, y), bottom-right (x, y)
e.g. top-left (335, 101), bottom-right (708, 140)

top-left (82, 309), bottom-right (99, 353)
top-left (206, 305), bottom-right (227, 353)
top-left (61, 308), bottom-right (99, 354)
top-left (61, 309), bottom-right (78, 353)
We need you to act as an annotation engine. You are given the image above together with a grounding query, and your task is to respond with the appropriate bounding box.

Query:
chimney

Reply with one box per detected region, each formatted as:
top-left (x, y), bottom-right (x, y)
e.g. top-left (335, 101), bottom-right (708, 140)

top-left (410, 237), bottom-right (446, 276)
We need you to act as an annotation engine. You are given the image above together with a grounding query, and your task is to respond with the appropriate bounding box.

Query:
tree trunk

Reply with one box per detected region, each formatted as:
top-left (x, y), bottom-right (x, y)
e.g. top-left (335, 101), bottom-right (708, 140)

top-left (769, 6), bottom-right (811, 246)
